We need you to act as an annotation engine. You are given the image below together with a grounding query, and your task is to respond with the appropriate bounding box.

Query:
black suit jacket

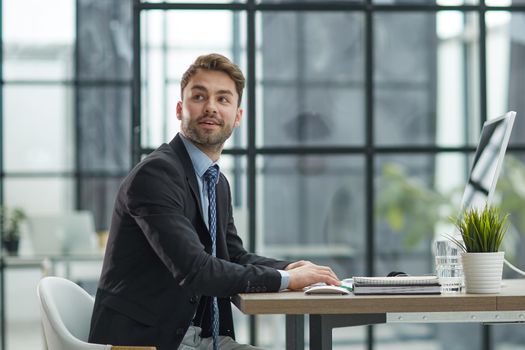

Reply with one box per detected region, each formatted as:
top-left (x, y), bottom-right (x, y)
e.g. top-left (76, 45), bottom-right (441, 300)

top-left (89, 134), bottom-right (290, 349)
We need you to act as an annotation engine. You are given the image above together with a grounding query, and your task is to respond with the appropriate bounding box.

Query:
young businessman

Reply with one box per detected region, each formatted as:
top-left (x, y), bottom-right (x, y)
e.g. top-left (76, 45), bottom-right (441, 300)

top-left (89, 53), bottom-right (340, 350)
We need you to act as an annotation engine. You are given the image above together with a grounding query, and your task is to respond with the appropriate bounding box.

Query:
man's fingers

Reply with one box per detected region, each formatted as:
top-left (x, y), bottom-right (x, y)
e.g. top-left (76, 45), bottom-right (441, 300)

top-left (287, 263), bottom-right (342, 290)
top-left (285, 260), bottom-right (313, 270)
top-left (312, 265), bottom-right (339, 280)
top-left (315, 268), bottom-right (341, 285)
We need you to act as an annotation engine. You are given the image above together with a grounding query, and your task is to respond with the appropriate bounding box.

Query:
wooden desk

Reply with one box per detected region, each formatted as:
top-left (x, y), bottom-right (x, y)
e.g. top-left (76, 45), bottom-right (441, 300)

top-left (232, 279), bottom-right (525, 350)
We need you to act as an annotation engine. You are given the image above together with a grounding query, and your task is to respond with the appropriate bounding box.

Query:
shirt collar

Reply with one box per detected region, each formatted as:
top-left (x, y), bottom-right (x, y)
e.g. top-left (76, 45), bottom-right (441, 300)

top-left (179, 133), bottom-right (220, 180)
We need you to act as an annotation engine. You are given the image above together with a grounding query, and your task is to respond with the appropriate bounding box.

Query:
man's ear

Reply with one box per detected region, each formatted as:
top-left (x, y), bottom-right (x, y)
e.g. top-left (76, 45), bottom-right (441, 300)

top-left (234, 108), bottom-right (243, 128)
top-left (176, 101), bottom-right (183, 120)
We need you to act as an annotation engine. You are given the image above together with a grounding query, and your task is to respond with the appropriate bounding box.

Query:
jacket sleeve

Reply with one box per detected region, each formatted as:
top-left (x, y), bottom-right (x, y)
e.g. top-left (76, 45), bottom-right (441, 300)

top-left (125, 157), bottom-right (283, 297)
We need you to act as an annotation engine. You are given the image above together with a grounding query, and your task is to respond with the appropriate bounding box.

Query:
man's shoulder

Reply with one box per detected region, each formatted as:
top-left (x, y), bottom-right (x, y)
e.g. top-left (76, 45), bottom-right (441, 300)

top-left (142, 143), bottom-right (182, 168)
top-left (126, 143), bottom-right (187, 182)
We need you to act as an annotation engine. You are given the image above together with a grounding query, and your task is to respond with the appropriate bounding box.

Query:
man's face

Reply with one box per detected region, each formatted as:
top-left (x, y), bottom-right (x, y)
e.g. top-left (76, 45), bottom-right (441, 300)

top-left (176, 69), bottom-right (243, 150)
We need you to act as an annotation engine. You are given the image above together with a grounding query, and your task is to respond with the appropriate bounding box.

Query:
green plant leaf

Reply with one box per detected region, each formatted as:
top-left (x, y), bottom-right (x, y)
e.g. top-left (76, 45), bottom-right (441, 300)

top-left (452, 205), bottom-right (509, 253)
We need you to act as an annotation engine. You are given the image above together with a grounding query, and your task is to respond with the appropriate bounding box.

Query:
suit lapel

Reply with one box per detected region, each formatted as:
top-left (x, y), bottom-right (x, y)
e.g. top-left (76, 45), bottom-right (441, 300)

top-left (169, 134), bottom-right (206, 224)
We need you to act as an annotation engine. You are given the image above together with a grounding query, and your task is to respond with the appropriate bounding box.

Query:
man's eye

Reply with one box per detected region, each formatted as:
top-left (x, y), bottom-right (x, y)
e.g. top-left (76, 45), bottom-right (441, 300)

top-left (218, 96), bottom-right (230, 104)
top-left (193, 95), bottom-right (204, 101)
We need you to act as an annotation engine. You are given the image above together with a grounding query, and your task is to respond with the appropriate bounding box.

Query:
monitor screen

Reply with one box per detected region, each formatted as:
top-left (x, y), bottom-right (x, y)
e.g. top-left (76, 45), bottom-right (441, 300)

top-left (460, 111), bottom-right (516, 210)
top-left (26, 211), bottom-right (99, 256)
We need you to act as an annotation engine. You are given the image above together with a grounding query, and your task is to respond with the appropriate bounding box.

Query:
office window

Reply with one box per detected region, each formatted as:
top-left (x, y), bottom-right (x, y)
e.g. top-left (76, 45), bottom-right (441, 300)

top-left (3, 179), bottom-right (75, 215)
top-left (2, 0), bottom-right (76, 211)
top-left (132, 2), bottom-right (525, 349)
top-left (2, 0), bottom-right (75, 82)
top-left (258, 11), bottom-right (365, 147)
top-left (77, 0), bottom-right (132, 81)
top-left (258, 155), bottom-right (366, 276)
top-left (374, 11), bottom-right (481, 146)
top-left (142, 0), bottom-right (243, 3)
top-left (3, 86), bottom-right (74, 173)
top-left (1, 1), bottom-right (131, 348)
top-left (374, 0), bottom-right (478, 3)
top-left (76, 0), bottom-right (133, 230)
top-left (77, 87), bottom-right (131, 173)
top-left (5, 1), bottom-right (525, 350)
top-left (259, 0), bottom-right (363, 3)
top-left (486, 11), bottom-right (525, 147)
top-left (141, 10), bottom-right (247, 149)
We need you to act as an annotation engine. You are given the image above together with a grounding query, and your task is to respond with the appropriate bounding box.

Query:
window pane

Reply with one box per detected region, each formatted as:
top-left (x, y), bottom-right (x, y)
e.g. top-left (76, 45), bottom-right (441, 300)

top-left (3, 0), bottom-right (75, 81)
top-left (486, 11), bottom-right (525, 146)
top-left (257, 12), bottom-right (365, 147)
top-left (79, 177), bottom-right (124, 231)
top-left (256, 154), bottom-right (365, 348)
top-left (258, 155), bottom-right (365, 276)
top-left (218, 155), bottom-right (249, 244)
top-left (4, 177), bottom-right (75, 214)
top-left (374, 0), bottom-right (478, 4)
top-left (4, 85), bottom-right (74, 172)
top-left (78, 87), bottom-right (131, 172)
top-left (375, 154), bottom-right (464, 274)
top-left (492, 323), bottom-right (525, 350)
top-left (258, 0), bottom-right (361, 3)
top-left (141, 10), bottom-right (247, 149)
top-left (374, 12), bottom-right (480, 146)
top-left (375, 153), bottom-right (482, 350)
top-left (436, 11), bottom-right (480, 146)
top-left (143, 0), bottom-right (243, 3)
top-left (374, 324), bottom-right (481, 350)
top-left (486, 0), bottom-right (521, 5)
top-left (494, 153), bottom-right (525, 278)
top-left (77, 0), bottom-right (133, 80)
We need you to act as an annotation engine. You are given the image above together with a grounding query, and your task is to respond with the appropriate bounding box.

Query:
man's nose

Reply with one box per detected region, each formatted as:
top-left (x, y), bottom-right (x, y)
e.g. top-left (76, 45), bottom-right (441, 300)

top-left (204, 100), bottom-right (218, 114)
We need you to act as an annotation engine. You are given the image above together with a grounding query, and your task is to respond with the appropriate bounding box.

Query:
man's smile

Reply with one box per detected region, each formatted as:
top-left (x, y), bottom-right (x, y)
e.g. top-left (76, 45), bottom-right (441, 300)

top-left (198, 117), bottom-right (223, 128)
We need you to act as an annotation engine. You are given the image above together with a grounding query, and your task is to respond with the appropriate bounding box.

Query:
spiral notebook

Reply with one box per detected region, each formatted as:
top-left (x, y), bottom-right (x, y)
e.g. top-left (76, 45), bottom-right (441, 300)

top-left (353, 276), bottom-right (439, 286)
top-left (352, 276), bottom-right (440, 295)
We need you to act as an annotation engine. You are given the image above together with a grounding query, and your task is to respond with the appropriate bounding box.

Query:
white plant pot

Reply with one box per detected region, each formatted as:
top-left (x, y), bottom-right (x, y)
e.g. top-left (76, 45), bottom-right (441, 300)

top-left (461, 252), bottom-right (505, 294)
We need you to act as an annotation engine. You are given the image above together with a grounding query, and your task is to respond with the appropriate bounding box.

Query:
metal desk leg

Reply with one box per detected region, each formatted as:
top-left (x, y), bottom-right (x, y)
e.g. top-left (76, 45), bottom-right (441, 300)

top-left (309, 314), bottom-right (386, 350)
top-left (310, 315), bottom-right (332, 350)
top-left (286, 314), bottom-right (304, 350)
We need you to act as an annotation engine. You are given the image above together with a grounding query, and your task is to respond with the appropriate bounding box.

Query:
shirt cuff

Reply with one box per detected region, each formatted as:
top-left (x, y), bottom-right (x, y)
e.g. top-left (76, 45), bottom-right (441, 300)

top-left (278, 270), bottom-right (290, 291)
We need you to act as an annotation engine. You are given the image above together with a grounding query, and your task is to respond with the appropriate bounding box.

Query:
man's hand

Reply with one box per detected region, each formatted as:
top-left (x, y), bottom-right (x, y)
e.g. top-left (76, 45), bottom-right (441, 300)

top-left (285, 260), bottom-right (341, 290)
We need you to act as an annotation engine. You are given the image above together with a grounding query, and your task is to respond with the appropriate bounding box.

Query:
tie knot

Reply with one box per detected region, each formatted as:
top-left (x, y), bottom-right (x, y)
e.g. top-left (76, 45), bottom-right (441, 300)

top-left (204, 165), bottom-right (219, 185)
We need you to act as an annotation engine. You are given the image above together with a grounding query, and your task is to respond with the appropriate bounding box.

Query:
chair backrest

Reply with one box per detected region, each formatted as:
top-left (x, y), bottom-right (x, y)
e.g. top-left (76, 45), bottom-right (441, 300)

top-left (37, 276), bottom-right (109, 350)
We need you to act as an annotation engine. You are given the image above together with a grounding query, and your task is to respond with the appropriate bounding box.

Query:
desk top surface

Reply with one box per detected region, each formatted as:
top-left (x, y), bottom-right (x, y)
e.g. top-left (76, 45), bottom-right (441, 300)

top-left (233, 279), bottom-right (525, 315)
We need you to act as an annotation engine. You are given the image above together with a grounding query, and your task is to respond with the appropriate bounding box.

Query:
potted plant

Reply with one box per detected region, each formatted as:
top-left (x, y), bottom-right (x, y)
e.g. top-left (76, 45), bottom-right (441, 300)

top-left (450, 205), bottom-right (509, 293)
top-left (1, 206), bottom-right (27, 255)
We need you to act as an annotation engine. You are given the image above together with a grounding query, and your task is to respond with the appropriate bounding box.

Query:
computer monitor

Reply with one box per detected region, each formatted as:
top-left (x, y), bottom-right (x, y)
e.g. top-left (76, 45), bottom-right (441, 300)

top-left (460, 111), bottom-right (516, 210)
top-left (26, 211), bottom-right (99, 256)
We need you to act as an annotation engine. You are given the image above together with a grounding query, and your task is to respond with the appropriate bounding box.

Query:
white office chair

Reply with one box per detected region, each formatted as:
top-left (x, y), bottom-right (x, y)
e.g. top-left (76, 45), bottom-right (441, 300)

top-left (37, 276), bottom-right (156, 350)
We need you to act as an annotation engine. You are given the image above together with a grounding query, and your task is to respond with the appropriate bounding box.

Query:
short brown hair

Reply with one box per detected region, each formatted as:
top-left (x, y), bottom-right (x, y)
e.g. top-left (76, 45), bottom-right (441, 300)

top-left (180, 53), bottom-right (245, 106)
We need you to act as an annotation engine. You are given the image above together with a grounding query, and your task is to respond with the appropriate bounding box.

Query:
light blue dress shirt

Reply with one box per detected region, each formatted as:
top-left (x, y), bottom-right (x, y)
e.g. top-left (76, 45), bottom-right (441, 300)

top-left (179, 134), bottom-right (289, 290)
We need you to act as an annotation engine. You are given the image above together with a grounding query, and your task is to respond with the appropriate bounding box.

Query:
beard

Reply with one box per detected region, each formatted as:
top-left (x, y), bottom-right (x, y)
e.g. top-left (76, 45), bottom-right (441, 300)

top-left (181, 114), bottom-right (235, 149)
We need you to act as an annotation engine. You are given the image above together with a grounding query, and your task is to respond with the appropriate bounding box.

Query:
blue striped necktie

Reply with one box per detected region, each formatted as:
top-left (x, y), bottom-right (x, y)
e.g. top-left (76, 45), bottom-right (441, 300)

top-left (204, 165), bottom-right (219, 350)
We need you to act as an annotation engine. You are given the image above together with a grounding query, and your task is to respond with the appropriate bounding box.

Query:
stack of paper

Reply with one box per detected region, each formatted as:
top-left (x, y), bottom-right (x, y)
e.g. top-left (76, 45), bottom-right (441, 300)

top-left (352, 276), bottom-right (441, 295)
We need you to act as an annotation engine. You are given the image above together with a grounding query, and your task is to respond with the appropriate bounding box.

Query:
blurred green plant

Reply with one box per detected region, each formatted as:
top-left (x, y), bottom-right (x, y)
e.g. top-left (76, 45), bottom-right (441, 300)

top-left (493, 156), bottom-right (525, 260)
top-left (1, 206), bottom-right (27, 242)
top-left (376, 163), bottom-right (451, 249)
top-left (377, 156), bottom-right (525, 253)
top-left (497, 156), bottom-right (525, 234)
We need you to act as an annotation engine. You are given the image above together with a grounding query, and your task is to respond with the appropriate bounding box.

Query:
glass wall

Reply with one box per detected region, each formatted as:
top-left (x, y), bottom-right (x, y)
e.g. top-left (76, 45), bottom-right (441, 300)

top-left (2, 0), bottom-right (132, 231)
top-left (1, 0), bottom-right (132, 348)
top-left (2, 0), bottom-right (525, 349)
top-left (137, 1), bottom-right (525, 350)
